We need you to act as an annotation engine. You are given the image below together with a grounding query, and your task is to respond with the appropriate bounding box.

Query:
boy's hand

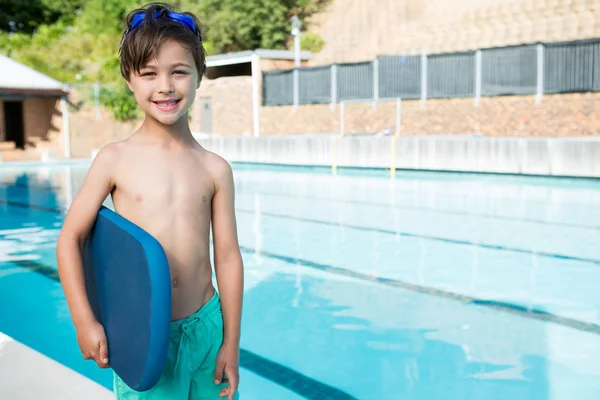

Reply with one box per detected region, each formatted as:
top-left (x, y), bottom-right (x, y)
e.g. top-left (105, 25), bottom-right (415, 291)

top-left (214, 342), bottom-right (239, 399)
top-left (76, 320), bottom-right (110, 369)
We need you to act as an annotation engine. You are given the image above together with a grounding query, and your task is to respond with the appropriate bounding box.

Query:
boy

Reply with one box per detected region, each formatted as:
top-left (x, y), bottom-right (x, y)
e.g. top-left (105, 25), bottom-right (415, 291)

top-left (56, 3), bottom-right (243, 399)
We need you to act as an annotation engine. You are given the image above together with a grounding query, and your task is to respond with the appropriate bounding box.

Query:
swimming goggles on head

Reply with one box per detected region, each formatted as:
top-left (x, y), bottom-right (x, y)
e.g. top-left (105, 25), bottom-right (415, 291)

top-left (122, 10), bottom-right (202, 44)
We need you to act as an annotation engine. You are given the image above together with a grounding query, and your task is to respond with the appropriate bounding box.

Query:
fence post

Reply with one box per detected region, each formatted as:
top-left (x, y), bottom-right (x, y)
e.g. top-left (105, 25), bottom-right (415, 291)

top-left (331, 64), bottom-right (337, 112)
top-left (421, 54), bottom-right (427, 107)
top-left (293, 68), bottom-right (299, 111)
top-left (373, 58), bottom-right (379, 110)
top-left (536, 44), bottom-right (544, 105)
top-left (474, 50), bottom-right (482, 107)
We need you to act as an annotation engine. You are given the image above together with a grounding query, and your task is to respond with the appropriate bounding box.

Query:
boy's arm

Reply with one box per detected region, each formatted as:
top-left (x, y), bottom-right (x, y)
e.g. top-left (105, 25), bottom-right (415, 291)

top-left (211, 156), bottom-right (243, 344)
top-left (211, 156), bottom-right (243, 399)
top-left (56, 145), bottom-right (117, 366)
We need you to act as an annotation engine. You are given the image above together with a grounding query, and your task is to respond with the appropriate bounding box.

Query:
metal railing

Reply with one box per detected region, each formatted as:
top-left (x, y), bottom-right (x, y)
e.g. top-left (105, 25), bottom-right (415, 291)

top-left (263, 38), bottom-right (600, 108)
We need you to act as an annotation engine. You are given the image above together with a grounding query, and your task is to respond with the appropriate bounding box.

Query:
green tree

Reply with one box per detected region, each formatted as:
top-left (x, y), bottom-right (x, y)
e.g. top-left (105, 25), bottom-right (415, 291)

top-left (0, 0), bottom-right (329, 121)
top-left (180, 0), bottom-right (329, 54)
top-left (0, 0), bottom-right (83, 33)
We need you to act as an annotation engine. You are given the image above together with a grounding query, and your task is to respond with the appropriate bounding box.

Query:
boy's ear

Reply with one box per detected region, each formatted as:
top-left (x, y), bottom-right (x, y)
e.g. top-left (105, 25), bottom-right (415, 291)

top-left (126, 80), bottom-right (134, 92)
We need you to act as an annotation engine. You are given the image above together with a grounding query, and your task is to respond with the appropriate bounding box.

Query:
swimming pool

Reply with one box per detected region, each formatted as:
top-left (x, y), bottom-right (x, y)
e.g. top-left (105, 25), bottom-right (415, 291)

top-left (1, 161), bottom-right (600, 399)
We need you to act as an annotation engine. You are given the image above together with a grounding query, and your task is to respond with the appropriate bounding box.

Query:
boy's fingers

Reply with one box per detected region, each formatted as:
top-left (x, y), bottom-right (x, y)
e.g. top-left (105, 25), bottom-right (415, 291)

top-left (99, 340), bottom-right (109, 365)
top-left (228, 376), bottom-right (238, 400)
top-left (225, 366), bottom-right (238, 400)
top-left (227, 371), bottom-right (238, 389)
top-left (90, 341), bottom-right (109, 368)
top-left (219, 387), bottom-right (229, 398)
top-left (214, 361), bottom-right (225, 384)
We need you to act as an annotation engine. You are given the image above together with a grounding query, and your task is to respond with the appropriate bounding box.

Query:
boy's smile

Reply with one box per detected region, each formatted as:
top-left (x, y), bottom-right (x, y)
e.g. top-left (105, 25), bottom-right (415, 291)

top-left (153, 98), bottom-right (182, 112)
top-left (127, 38), bottom-right (200, 127)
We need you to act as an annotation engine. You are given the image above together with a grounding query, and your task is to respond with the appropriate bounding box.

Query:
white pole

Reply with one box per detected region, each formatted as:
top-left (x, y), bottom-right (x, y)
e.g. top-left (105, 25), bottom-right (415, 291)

top-left (251, 53), bottom-right (261, 137)
top-left (291, 16), bottom-right (301, 111)
top-left (293, 69), bottom-right (299, 110)
top-left (420, 54), bottom-right (427, 107)
top-left (294, 32), bottom-right (300, 68)
top-left (61, 84), bottom-right (71, 159)
top-left (474, 50), bottom-right (482, 107)
top-left (291, 16), bottom-right (301, 67)
top-left (330, 64), bottom-right (337, 112)
top-left (373, 58), bottom-right (379, 110)
top-left (536, 44), bottom-right (544, 105)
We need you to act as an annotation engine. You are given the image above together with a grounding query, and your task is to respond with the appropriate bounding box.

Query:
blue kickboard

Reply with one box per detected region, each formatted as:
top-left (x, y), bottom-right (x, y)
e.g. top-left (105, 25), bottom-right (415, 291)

top-left (83, 205), bottom-right (171, 391)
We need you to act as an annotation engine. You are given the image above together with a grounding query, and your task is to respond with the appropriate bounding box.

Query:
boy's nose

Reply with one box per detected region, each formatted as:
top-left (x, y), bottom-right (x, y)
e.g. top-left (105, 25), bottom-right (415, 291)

top-left (158, 78), bottom-right (175, 94)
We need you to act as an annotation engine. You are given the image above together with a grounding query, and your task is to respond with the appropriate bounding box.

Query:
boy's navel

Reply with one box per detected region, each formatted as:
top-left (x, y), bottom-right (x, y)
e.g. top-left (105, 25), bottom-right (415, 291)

top-left (201, 195), bottom-right (206, 203)
top-left (172, 278), bottom-right (179, 287)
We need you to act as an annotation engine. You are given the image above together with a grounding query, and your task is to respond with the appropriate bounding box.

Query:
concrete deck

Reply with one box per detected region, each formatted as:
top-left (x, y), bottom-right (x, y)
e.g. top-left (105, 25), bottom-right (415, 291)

top-left (0, 332), bottom-right (113, 400)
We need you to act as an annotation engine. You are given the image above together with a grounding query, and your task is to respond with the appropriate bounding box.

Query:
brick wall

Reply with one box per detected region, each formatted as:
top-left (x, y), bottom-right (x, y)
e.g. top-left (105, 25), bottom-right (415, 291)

top-left (68, 108), bottom-right (141, 158)
top-left (193, 76), bottom-right (254, 135)
top-left (22, 98), bottom-right (62, 145)
top-left (259, 92), bottom-right (600, 137)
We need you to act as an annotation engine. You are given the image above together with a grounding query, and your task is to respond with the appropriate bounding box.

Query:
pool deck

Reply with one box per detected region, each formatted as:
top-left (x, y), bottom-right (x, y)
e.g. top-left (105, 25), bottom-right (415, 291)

top-left (0, 332), bottom-right (113, 399)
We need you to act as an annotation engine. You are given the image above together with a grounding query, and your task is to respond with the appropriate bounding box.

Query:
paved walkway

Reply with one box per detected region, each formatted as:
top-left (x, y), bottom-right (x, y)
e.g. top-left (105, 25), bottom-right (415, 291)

top-left (0, 332), bottom-right (113, 399)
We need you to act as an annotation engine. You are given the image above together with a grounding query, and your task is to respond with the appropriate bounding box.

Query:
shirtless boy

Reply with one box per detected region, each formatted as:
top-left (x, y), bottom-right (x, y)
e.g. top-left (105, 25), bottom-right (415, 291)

top-left (56, 3), bottom-right (243, 399)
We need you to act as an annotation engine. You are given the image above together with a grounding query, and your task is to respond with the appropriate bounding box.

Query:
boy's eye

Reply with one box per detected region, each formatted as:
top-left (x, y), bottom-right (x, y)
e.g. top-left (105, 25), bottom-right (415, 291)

top-left (141, 71), bottom-right (155, 77)
top-left (174, 70), bottom-right (187, 75)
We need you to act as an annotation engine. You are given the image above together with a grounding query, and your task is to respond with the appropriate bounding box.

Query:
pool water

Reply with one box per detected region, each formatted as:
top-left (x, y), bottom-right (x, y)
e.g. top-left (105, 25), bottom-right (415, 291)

top-left (1, 162), bottom-right (600, 399)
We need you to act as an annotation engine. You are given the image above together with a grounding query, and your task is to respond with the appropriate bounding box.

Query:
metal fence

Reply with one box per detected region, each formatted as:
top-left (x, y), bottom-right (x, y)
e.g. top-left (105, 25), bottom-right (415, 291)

top-left (263, 38), bottom-right (600, 107)
top-left (544, 39), bottom-right (600, 93)
top-left (379, 55), bottom-right (421, 100)
top-left (427, 52), bottom-right (474, 99)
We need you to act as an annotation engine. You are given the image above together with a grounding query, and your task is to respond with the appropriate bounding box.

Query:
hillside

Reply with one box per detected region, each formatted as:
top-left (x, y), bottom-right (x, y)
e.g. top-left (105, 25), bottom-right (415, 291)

top-left (307, 0), bottom-right (600, 65)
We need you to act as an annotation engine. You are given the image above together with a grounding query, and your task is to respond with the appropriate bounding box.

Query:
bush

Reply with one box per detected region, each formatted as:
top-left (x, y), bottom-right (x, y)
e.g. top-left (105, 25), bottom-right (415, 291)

top-left (300, 32), bottom-right (325, 53)
top-left (99, 85), bottom-right (139, 121)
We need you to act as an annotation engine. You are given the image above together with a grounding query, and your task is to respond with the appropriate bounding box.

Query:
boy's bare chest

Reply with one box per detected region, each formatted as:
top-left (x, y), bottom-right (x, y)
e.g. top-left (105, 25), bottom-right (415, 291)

top-left (114, 158), bottom-right (213, 210)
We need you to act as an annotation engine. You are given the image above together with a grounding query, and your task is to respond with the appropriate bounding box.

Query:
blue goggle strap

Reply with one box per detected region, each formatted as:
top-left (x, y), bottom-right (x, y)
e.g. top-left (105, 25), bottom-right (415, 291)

top-left (121, 10), bottom-right (202, 47)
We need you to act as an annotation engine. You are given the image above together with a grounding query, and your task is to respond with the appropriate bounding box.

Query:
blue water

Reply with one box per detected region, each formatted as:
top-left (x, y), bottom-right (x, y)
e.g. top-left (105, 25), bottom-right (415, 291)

top-left (1, 161), bottom-right (600, 399)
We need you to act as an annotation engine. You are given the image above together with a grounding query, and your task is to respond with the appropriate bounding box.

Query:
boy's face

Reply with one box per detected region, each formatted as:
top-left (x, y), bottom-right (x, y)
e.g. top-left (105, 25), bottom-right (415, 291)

top-left (127, 39), bottom-right (200, 127)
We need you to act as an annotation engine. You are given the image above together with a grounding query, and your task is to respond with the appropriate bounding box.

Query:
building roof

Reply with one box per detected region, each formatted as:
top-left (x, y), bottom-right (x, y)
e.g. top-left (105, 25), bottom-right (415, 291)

top-left (207, 49), bottom-right (312, 67)
top-left (0, 55), bottom-right (66, 97)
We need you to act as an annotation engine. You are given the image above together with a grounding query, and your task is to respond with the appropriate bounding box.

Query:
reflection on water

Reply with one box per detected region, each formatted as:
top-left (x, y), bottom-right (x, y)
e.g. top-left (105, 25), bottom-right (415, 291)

top-left (1, 163), bottom-right (600, 398)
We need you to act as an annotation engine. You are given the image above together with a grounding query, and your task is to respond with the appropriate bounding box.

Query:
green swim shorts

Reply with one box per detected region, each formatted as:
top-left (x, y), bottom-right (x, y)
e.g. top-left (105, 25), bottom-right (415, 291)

top-left (113, 289), bottom-right (239, 399)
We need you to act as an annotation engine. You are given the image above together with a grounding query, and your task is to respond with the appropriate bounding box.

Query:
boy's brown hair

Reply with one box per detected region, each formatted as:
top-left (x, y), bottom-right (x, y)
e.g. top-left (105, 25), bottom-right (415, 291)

top-left (119, 2), bottom-right (206, 81)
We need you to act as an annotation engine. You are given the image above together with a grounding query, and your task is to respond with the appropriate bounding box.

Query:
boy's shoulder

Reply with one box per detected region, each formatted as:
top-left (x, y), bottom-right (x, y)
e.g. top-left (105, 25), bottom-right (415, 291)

top-left (197, 148), bottom-right (234, 187)
top-left (94, 136), bottom-right (144, 162)
top-left (91, 140), bottom-right (125, 166)
top-left (90, 138), bottom-right (139, 175)
top-left (96, 136), bottom-right (133, 155)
